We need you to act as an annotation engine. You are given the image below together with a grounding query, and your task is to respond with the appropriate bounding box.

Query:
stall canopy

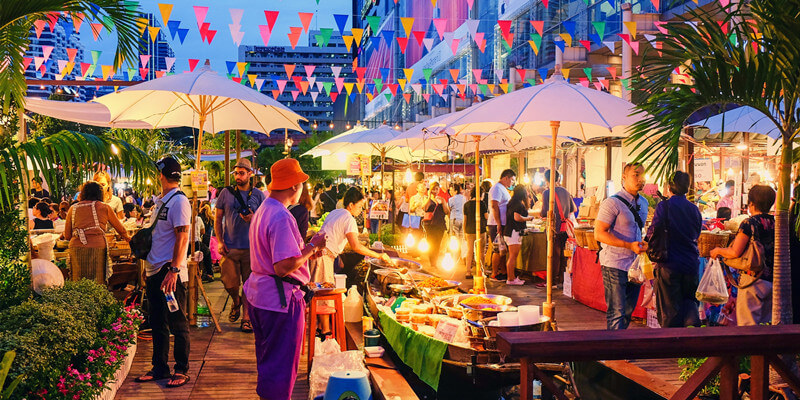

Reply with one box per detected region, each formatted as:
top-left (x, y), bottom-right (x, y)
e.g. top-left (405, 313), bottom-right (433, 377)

top-left (374, 163), bottom-right (476, 175)
top-left (695, 105), bottom-right (781, 139)
top-left (192, 150), bottom-right (254, 162)
top-left (23, 97), bottom-right (154, 129)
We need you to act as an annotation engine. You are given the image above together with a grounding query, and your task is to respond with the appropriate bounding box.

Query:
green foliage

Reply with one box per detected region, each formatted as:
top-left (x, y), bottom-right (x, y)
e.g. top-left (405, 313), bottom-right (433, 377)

top-left (0, 209), bottom-right (31, 312)
top-left (677, 356), bottom-right (750, 396)
top-left (0, 0), bottom-right (142, 113)
top-left (0, 351), bottom-right (23, 400)
top-left (370, 222), bottom-right (399, 247)
top-left (0, 280), bottom-right (140, 400)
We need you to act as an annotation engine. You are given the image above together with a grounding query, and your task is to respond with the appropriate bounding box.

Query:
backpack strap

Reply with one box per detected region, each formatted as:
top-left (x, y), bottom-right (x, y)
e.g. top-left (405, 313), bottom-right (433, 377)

top-left (612, 194), bottom-right (644, 230)
top-left (227, 186), bottom-right (252, 213)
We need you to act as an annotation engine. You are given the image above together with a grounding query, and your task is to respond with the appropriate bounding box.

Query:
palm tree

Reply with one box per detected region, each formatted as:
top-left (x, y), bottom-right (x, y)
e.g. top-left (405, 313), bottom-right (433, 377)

top-left (0, 0), bottom-right (141, 115)
top-left (627, 0), bottom-right (800, 324)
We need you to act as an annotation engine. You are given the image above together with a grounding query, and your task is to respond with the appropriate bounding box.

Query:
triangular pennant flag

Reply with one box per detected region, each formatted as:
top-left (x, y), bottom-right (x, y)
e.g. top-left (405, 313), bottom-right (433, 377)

top-left (41, 45), bottom-right (54, 61)
top-left (230, 8), bottom-right (244, 25)
top-left (101, 65), bottom-right (115, 80)
top-left (559, 33), bottom-right (572, 47)
top-left (423, 68), bottom-right (432, 83)
top-left (288, 27), bottom-right (302, 49)
top-left (284, 64), bottom-right (296, 77)
top-left (291, 90), bottom-right (299, 101)
top-left (563, 21), bottom-right (576, 37)
top-left (188, 59), bottom-right (199, 72)
top-left (381, 30), bottom-right (394, 45)
top-left (498, 20), bottom-right (512, 37)
top-left (475, 32), bottom-right (486, 52)
top-left (355, 82), bottom-right (364, 94)
top-left (403, 68), bottom-right (414, 83)
top-left (343, 82), bottom-right (355, 95)
top-left (603, 41), bottom-right (616, 53)
top-left (537, 67), bottom-right (549, 81)
top-left (330, 92), bottom-right (339, 102)
top-left (139, 67), bottom-right (149, 80)
top-left (607, 66), bottom-right (617, 80)
top-left (561, 68), bottom-right (570, 80)
top-left (450, 38), bottom-right (460, 55)
top-left (177, 28), bottom-right (189, 44)
top-left (623, 21), bottom-right (637, 39)
top-left (387, 83), bottom-right (398, 95)
top-left (310, 91), bottom-right (319, 102)
top-left (90, 50), bottom-right (101, 65)
top-left (322, 81), bottom-right (333, 94)
top-left (34, 20), bottom-right (46, 39)
top-left (155, 70), bottom-right (166, 78)
top-left (630, 41), bottom-right (640, 55)
top-left (528, 33), bottom-right (542, 55)
top-left (553, 40), bottom-right (566, 53)
top-left (449, 69), bottom-right (459, 83)
top-left (592, 21), bottom-right (606, 39)
top-left (592, 80), bottom-right (602, 90)
top-left (298, 12), bottom-right (314, 33)
top-left (264, 11), bottom-right (279, 32)
top-left (90, 23), bottom-right (103, 40)
top-left (465, 19), bottom-right (479, 39)
top-left (335, 77), bottom-right (345, 93)
top-left (579, 40), bottom-right (592, 52)
top-left (579, 78), bottom-right (590, 88)
top-left (193, 6), bottom-right (209, 28)
top-left (403, 93), bottom-right (412, 103)
top-left (618, 33), bottom-right (631, 46)
top-left (516, 68), bottom-right (527, 82)
top-left (148, 26), bottom-right (161, 42)
top-left (432, 18), bottom-right (447, 40)
top-left (237, 62), bottom-right (248, 77)
top-left (400, 17), bottom-right (414, 38)
top-left (140, 54), bottom-right (151, 67)
top-left (255, 78), bottom-right (265, 91)
top-left (342, 35), bottom-right (354, 51)
top-left (373, 78), bottom-right (383, 93)
top-left (543, 0), bottom-right (549, 8)
top-left (158, 3), bottom-right (173, 25)
top-left (583, 67), bottom-right (592, 82)
top-left (72, 12), bottom-right (84, 34)
top-left (423, 38), bottom-right (434, 51)
top-left (366, 16), bottom-right (382, 33)
top-left (22, 57), bottom-right (33, 71)
top-left (355, 67), bottom-right (366, 81)
top-left (397, 37), bottom-right (409, 53)
top-left (411, 84), bottom-right (422, 95)
top-left (653, 21), bottom-right (668, 35)
top-left (255, 25), bottom-right (271, 47)
top-left (589, 33), bottom-right (603, 47)
top-left (135, 17), bottom-right (149, 36)
top-left (57, 60), bottom-right (68, 75)
top-left (351, 28), bottom-right (364, 46)
top-left (334, 14), bottom-right (349, 36)
top-left (383, 93), bottom-right (392, 102)
top-left (397, 79), bottom-right (407, 90)
top-left (318, 28), bottom-right (333, 47)
top-left (422, 93), bottom-right (431, 102)
top-left (598, 77), bottom-right (609, 89)
top-left (299, 80), bottom-right (310, 95)
top-left (166, 20), bottom-right (180, 39)
top-left (412, 31), bottom-right (425, 46)
top-left (271, 90), bottom-right (280, 98)
top-left (530, 20), bottom-right (544, 35)
top-left (277, 80), bottom-right (287, 93)
top-left (328, 66), bottom-right (341, 79)
top-left (206, 29), bottom-right (218, 44)
top-left (165, 57), bottom-right (176, 71)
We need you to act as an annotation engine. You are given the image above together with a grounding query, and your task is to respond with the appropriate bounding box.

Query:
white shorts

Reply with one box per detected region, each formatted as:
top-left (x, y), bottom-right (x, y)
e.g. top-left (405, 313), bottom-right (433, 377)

top-left (504, 231), bottom-right (523, 246)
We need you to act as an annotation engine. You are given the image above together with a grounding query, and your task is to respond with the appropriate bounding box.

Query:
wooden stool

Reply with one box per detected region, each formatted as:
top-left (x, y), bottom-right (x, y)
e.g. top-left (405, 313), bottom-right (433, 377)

top-left (307, 288), bottom-right (346, 371)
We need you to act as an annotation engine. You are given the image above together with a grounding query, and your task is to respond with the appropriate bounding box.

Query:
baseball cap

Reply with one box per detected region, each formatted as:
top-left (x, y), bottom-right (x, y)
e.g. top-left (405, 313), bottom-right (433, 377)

top-left (156, 157), bottom-right (182, 180)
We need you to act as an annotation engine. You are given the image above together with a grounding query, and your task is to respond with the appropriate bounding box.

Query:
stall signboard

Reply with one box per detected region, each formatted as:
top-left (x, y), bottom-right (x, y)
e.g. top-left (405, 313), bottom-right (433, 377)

top-left (347, 155), bottom-right (371, 176)
top-left (694, 158), bottom-right (713, 182)
top-left (181, 170), bottom-right (209, 200)
top-left (369, 200), bottom-right (390, 220)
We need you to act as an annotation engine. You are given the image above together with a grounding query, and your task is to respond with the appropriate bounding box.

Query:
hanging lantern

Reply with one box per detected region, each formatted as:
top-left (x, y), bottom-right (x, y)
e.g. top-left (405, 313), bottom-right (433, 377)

top-left (405, 233), bottom-right (416, 248)
top-left (441, 253), bottom-right (455, 271)
top-left (418, 238), bottom-right (430, 253)
top-left (448, 236), bottom-right (459, 252)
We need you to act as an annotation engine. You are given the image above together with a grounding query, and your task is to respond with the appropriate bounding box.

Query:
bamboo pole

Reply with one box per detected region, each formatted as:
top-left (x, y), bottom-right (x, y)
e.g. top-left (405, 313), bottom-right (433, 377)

top-left (544, 121), bottom-right (560, 320)
top-left (473, 136), bottom-right (483, 291)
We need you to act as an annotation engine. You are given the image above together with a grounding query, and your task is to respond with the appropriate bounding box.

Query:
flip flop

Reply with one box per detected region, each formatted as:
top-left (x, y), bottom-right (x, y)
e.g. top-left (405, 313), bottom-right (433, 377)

top-left (228, 305), bottom-right (241, 323)
top-left (166, 373), bottom-right (190, 388)
top-left (241, 320), bottom-right (253, 333)
top-left (134, 370), bottom-right (169, 383)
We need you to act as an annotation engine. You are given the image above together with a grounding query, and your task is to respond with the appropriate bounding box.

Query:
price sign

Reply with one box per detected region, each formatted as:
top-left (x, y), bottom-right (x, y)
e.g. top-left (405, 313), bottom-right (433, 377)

top-left (369, 200), bottom-right (390, 220)
top-left (694, 158), bottom-right (713, 182)
top-left (433, 319), bottom-right (460, 343)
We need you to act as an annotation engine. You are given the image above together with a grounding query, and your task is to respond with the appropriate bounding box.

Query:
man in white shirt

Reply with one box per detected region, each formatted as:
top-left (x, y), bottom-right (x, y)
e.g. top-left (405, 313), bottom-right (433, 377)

top-left (135, 157), bottom-right (192, 388)
top-left (448, 183), bottom-right (466, 237)
top-left (488, 169), bottom-right (516, 281)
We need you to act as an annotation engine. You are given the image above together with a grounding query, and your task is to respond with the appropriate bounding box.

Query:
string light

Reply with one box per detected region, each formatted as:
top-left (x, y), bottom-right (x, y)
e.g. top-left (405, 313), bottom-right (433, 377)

top-left (346, 122), bottom-right (351, 129)
top-left (110, 144), bottom-right (119, 155)
top-left (441, 253), bottom-right (455, 272)
top-left (418, 238), bottom-right (430, 253)
top-left (727, 168), bottom-right (735, 177)
top-left (329, 122), bottom-right (335, 129)
top-left (394, 124), bottom-right (401, 130)
top-left (448, 236), bottom-right (459, 252)
top-left (405, 233), bottom-right (416, 248)
top-left (736, 142), bottom-right (747, 151)
top-left (522, 174), bottom-right (531, 184)
top-left (404, 168), bottom-right (413, 184)
top-left (312, 122), bottom-right (318, 129)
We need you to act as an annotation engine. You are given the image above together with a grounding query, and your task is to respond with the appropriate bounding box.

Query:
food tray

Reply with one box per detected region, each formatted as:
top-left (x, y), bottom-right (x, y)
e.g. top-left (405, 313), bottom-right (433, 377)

top-left (366, 256), bottom-right (422, 271)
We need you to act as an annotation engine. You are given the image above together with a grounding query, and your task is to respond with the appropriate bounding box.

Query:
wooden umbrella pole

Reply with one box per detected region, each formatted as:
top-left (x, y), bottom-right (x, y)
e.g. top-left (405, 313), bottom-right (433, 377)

top-left (544, 121), bottom-right (560, 320)
top-left (474, 136), bottom-right (484, 293)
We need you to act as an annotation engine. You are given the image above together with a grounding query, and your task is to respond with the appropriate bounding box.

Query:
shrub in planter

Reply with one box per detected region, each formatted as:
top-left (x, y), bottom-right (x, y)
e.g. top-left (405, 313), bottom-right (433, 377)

top-left (0, 208), bottom-right (32, 313)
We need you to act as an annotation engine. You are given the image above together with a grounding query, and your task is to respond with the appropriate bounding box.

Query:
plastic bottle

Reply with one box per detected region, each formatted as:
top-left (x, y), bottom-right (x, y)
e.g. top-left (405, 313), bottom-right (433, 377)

top-left (164, 290), bottom-right (180, 313)
top-left (196, 296), bottom-right (210, 328)
top-left (532, 380), bottom-right (542, 399)
top-left (344, 285), bottom-right (364, 323)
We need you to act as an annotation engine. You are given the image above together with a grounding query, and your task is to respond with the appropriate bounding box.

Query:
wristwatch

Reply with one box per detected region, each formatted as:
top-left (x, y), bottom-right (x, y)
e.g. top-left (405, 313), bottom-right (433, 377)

top-left (307, 242), bottom-right (316, 249)
top-left (168, 265), bottom-right (181, 274)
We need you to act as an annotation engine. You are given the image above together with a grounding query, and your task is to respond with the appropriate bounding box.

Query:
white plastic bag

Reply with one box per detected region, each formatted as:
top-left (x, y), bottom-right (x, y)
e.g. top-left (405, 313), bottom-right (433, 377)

top-left (308, 347), bottom-right (368, 400)
top-left (696, 258), bottom-right (729, 304)
top-left (627, 256), bottom-right (645, 285)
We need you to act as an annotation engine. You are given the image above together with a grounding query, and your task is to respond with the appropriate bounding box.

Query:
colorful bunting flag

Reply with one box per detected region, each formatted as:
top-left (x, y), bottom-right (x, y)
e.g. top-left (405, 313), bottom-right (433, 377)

top-left (334, 14), bottom-right (349, 36)
top-left (264, 10), bottom-right (279, 31)
top-left (298, 12), bottom-right (314, 33)
top-left (432, 18), bottom-right (447, 40)
top-left (158, 3), bottom-right (173, 25)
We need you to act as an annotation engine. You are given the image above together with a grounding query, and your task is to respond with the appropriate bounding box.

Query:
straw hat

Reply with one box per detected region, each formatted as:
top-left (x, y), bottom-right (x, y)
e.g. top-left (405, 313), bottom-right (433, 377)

top-left (268, 158), bottom-right (309, 191)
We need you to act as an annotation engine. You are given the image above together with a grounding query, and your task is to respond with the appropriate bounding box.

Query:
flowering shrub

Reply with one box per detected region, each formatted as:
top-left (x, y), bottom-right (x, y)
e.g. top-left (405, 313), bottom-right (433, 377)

top-left (0, 280), bottom-right (142, 400)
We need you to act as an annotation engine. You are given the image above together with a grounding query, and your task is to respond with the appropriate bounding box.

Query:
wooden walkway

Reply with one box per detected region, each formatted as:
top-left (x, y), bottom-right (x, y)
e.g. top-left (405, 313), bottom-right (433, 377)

top-left (115, 268), bottom-right (683, 399)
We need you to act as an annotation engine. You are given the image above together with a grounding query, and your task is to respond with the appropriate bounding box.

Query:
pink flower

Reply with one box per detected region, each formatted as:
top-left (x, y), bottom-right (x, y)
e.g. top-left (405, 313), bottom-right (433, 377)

top-left (88, 356), bottom-right (94, 362)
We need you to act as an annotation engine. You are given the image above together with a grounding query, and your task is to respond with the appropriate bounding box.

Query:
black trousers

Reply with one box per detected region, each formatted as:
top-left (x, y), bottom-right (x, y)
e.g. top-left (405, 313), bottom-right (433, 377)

top-left (194, 241), bottom-right (213, 277)
top-left (654, 267), bottom-right (701, 328)
top-left (426, 226), bottom-right (446, 267)
top-left (146, 264), bottom-right (190, 375)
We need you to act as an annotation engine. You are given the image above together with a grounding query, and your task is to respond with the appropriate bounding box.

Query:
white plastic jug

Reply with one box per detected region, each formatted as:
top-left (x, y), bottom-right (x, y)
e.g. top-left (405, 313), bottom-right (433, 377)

top-left (343, 285), bottom-right (363, 323)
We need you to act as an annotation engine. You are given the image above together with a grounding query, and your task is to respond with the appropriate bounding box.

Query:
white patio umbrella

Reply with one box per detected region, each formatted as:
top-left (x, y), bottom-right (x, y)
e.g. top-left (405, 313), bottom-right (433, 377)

top-left (93, 62), bottom-right (306, 332)
top-left (698, 106), bottom-right (781, 139)
top-left (24, 97), bottom-right (154, 129)
top-left (441, 71), bottom-right (643, 317)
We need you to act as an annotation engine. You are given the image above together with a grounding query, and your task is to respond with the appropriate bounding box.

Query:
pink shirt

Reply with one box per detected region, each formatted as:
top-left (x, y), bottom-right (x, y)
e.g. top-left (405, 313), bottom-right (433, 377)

top-left (716, 194), bottom-right (740, 217)
top-left (244, 197), bottom-right (308, 313)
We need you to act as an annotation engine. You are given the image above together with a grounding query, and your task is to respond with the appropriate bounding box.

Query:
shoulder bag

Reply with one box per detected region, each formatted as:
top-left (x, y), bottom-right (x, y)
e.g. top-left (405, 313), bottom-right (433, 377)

top-left (554, 191), bottom-right (575, 239)
top-left (723, 220), bottom-right (765, 273)
top-left (130, 191), bottom-right (185, 259)
top-left (646, 201), bottom-right (669, 263)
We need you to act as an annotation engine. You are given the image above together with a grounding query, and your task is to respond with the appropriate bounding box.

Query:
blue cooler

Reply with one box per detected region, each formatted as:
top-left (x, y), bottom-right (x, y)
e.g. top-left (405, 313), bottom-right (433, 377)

top-left (324, 370), bottom-right (372, 400)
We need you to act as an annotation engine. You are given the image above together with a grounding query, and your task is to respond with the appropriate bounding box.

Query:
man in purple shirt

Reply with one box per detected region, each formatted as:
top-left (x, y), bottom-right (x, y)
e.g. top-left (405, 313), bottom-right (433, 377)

top-left (244, 158), bottom-right (325, 400)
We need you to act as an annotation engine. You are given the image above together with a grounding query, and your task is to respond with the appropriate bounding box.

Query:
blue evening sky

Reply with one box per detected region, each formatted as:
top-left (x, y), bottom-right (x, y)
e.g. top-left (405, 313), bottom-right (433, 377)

top-left (87, 0), bottom-right (352, 73)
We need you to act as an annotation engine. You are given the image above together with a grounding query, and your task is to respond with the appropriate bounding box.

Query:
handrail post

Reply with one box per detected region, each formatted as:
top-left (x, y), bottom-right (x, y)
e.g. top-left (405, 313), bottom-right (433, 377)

top-left (520, 357), bottom-right (532, 400)
top-left (750, 355), bottom-right (769, 400)
top-left (718, 356), bottom-right (739, 400)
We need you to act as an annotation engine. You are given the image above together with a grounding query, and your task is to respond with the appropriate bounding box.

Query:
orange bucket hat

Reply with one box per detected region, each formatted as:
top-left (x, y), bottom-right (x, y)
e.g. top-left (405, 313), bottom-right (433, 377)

top-left (268, 158), bottom-right (309, 191)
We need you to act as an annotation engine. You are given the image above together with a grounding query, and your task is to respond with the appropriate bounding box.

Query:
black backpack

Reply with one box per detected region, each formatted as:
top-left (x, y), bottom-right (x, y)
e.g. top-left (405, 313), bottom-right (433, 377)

top-left (130, 191), bottom-right (185, 259)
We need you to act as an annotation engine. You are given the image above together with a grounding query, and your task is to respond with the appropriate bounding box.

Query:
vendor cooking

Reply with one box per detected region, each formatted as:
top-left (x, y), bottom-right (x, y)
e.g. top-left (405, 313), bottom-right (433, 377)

top-left (312, 187), bottom-right (392, 336)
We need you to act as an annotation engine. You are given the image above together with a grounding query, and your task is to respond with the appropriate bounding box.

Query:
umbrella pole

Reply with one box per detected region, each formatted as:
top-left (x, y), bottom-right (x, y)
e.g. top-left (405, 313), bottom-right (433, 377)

top-left (544, 121), bottom-right (560, 322)
top-left (473, 136), bottom-right (484, 293)
top-left (380, 148), bottom-right (386, 241)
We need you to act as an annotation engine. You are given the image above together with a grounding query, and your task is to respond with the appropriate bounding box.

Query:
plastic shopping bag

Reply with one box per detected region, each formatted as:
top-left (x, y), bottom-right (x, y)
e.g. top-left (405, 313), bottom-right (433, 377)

top-left (696, 258), bottom-right (729, 305)
top-left (627, 256), bottom-right (645, 285)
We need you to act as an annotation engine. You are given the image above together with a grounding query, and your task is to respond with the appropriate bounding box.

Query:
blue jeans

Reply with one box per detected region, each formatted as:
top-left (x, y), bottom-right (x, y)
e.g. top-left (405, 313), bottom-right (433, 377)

top-left (602, 266), bottom-right (641, 330)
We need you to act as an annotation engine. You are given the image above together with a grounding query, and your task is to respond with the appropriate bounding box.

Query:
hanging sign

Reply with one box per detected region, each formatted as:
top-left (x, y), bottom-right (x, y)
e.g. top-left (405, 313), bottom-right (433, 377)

top-left (369, 200), bottom-right (390, 220)
top-left (694, 158), bottom-right (713, 182)
top-left (347, 155), bottom-right (371, 176)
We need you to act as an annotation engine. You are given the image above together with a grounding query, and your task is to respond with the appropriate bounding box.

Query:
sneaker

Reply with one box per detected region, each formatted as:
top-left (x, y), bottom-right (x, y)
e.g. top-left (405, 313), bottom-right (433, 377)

top-left (506, 278), bottom-right (525, 286)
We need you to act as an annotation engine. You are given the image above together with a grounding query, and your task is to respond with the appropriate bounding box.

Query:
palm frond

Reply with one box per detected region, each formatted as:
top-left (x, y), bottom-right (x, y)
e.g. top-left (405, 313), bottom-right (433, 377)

top-left (0, 0), bottom-right (141, 112)
top-left (626, 0), bottom-right (800, 180)
top-left (0, 130), bottom-right (156, 210)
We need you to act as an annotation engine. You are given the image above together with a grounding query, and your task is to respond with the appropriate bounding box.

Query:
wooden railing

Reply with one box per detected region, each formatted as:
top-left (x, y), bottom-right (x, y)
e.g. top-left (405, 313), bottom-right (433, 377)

top-left (497, 325), bottom-right (800, 400)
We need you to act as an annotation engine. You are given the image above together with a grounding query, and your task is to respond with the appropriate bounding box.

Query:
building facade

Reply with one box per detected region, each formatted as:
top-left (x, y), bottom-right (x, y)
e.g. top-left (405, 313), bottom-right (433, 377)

top-left (25, 17), bottom-right (88, 100)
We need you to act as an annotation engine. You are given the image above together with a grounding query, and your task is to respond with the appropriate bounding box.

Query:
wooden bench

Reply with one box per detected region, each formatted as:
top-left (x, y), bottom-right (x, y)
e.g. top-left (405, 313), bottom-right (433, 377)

top-left (345, 322), bottom-right (419, 400)
top-left (497, 325), bottom-right (800, 400)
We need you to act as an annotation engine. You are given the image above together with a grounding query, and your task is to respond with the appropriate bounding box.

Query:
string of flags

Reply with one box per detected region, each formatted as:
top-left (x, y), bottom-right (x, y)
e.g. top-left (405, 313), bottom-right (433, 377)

top-left (25, 0), bottom-right (746, 103)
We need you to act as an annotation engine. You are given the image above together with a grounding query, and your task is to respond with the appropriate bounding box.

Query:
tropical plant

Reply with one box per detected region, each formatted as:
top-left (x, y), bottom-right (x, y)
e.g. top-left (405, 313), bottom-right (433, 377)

top-left (0, 0), bottom-right (141, 115)
top-left (0, 130), bottom-right (156, 210)
top-left (627, 0), bottom-right (800, 324)
top-left (0, 351), bottom-right (23, 400)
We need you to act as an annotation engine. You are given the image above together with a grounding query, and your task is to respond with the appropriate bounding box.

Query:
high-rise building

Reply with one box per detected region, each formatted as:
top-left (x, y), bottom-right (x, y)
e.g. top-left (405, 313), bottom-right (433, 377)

top-left (238, 29), bottom-right (358, 145)
top-left (25, 17), bottom-right (88, 100)
top-left (137, 13), bottom-right (175, 79)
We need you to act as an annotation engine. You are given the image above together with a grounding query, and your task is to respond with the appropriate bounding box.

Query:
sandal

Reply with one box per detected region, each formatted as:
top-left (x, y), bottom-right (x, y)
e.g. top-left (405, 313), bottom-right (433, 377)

top-left (134, 370), bottom-right (169, 383)
top-left (166, 373), bottom-right (190, 388)
top-left (228, 305), bottom-right (241, 323)
top-left (241, 320), bottom-right (253, 333)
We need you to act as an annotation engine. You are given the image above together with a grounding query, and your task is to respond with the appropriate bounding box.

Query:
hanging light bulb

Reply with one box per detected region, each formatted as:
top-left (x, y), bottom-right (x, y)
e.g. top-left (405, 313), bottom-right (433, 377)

top-left (313, 122), bottom-right (318, 129)
top-left (523, 174), bottom-right (531, 184)
top-left (441, 253), bottom-right (455, 272)
top-left (404, 168), bottom-right (413, 184)
top-left (448, 236), bottom-right (459, 252)
top-left (727, 168), bottom-right (735, 177)
top-left (110, 144), bottom-right (119, 155)
top-left (329, 122), bottom-right (335, 129)
top-left (146, 178), bottom-right (153, 185)
top-left (533, 171), bottom-right (543, 185)
top-left (394, 123), bottom-right (401, 130)
top-left (736, 142), bottom-right (747, 151)
top-left (418, 238), bottom-right (430, 253)
top-left (346, 122), bottom-right (351, 129)
top-left (405, 233), bottom-right (416, 248)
